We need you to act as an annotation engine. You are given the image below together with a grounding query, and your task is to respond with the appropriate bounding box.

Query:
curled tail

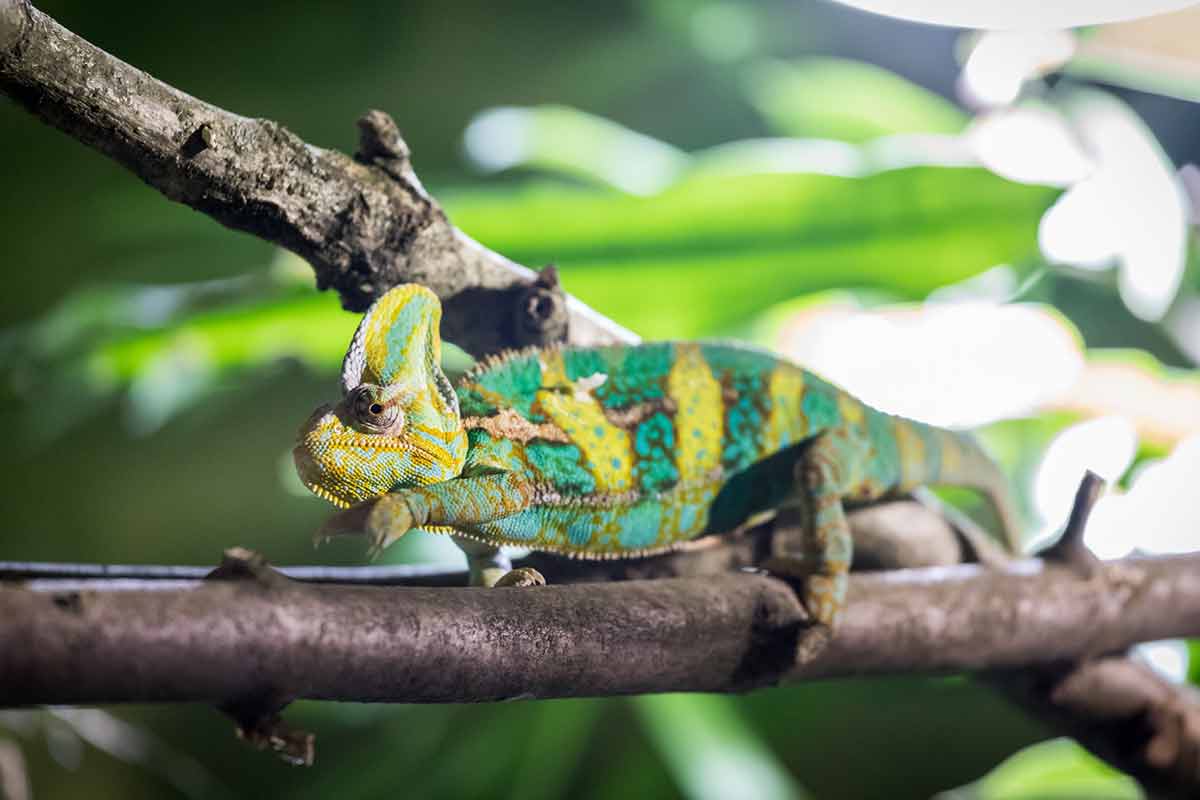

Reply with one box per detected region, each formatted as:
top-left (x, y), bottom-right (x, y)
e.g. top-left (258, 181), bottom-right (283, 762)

top-left (897, 421), bottom-right (1023, 554)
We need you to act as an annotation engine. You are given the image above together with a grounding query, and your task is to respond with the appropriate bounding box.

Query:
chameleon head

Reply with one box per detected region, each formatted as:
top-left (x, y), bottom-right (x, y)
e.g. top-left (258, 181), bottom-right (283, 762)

top-left (293, 284), bottom-right (468, 508)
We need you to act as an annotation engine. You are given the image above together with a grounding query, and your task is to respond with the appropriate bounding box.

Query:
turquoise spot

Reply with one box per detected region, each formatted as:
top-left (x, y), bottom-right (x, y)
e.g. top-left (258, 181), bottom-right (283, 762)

top-left (525, 441), bottom-right (595, 495)
top-left (484, 512), bottom-right (542, 542)
top-left (634, 412), bottom-right (679, 492)
top-left (456, 387), bottom-right (496, 417)
top-left (567, 518), bottom-right (593, 547)
top-left (594, 425), bottom-right (605, 437)
top-left (611, 344), bottom-right (672, 404)
top-left (463, 431), bottom-right (518, 475)
top-left (563, 347), bottom-right (609, 383)
top-left (722, 393), bottom-right (765, 472)
top-left (611, 457), bottom-right (621, 469)
top-left (800, 374), bottom-right (841, 432)
top-left (700, 343), bottom-right (777, 378)
top-left (473, 353), bottom-right (542, 417)
top-left (615, 502), bottom-right (663, 550)
top-left (867, 409), bottom-right (901, 489)
top-left (677, 502), bottom-right (703, 537)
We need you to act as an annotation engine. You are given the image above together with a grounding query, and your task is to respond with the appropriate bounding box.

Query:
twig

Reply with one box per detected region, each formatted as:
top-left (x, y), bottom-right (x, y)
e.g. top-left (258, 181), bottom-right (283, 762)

top-left (0, 0), bottom-right (635, 356)
top-left (1040, 469), bottom-right (1105, 577)
top-left (986, 471), bottom-right (1200, 799)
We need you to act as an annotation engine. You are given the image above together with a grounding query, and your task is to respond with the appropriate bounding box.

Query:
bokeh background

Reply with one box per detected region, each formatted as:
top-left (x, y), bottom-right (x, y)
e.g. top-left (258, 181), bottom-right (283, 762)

top-left (2, 1), bottom-right (1199, 798)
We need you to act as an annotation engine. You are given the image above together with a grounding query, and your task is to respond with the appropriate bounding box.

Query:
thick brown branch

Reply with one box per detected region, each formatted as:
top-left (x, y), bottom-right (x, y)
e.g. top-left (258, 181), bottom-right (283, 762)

top-left (0, 0), bottom-right (635, 355)
top-left (2, 554), bottom-right (1197, 706)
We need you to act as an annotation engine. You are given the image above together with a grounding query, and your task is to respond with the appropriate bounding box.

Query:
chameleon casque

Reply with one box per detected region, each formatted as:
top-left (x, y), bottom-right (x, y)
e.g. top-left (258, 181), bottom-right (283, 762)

top-left (294, 284), bottom-right (1019, 625)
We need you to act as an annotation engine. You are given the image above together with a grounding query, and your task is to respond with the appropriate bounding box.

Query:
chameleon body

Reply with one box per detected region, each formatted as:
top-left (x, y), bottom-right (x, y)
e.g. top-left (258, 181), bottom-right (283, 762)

top-left (295, 284), bottom-right (1019, 625)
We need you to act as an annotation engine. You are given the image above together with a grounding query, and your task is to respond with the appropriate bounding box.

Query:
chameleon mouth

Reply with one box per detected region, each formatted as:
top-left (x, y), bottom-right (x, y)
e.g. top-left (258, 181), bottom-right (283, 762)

top-left (292, 442), bottom-right (356, 509)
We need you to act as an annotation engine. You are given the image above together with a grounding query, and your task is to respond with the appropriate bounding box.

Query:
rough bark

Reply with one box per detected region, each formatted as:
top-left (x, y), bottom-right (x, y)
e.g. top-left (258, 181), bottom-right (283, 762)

top-left (1, 552), bottom-right (1196, 702)
top-left (0, 0), bottom-right (635, 356)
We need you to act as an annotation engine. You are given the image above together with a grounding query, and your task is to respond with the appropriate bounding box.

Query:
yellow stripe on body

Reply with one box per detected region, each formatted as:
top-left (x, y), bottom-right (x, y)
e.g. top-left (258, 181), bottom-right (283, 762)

top-left (361, 285), bottom-right (439, 386)
top-left (893, 419), bottom-right (926, 491)
top-left (837, 393), bottom-right (865, 428)
top-left (760, 366), bottom-right (806, 453)
top-left (408, 420), bottom-right (468, 472)
top-left (666, 343), bottom-right (723, 484)
top-left (535, 351), bottom-right (634, 493)
top-left (937, 430), bottom-right (962, 477)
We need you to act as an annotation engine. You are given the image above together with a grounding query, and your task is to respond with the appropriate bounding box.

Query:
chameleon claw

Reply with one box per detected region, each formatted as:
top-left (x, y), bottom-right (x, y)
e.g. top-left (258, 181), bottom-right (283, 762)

top-left (319, 499), bottom-right (378, 538)
top-left (317, 494), bottom-right (416, 560)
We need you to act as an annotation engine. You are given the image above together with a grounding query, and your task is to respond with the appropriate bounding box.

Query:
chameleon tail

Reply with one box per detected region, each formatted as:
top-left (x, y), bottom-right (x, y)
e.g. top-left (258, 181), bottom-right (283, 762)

top-left (900, 422), bottom-right (1023, 554)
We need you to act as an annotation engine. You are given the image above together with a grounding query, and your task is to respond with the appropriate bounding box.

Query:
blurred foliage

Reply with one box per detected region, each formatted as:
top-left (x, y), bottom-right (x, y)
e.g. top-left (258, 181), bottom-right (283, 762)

top-left (2, 1), bottom-right (1199, 798)
top-left (744, 57), bottom-right (968, 141)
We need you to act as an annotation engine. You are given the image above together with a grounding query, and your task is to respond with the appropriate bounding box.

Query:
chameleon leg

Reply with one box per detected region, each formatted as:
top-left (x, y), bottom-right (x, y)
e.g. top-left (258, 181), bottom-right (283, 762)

top-left (452, 535), bottom-right (545, 588)
top-left (763, 432), bottom-right (857, 627)
top-left (320, 472), bottom-right (535, 558)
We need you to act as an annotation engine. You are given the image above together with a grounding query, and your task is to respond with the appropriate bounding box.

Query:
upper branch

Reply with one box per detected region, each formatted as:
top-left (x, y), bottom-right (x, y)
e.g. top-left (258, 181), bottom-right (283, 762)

top-left (0, 0), bottom-right (636, 355)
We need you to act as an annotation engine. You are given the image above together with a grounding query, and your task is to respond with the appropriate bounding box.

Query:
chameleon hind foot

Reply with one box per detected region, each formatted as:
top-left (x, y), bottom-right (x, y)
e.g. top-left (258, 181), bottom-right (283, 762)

top-left (492, 567), bottom-right (546, 588)
top-left (760, 555), bottom-right (845, 627)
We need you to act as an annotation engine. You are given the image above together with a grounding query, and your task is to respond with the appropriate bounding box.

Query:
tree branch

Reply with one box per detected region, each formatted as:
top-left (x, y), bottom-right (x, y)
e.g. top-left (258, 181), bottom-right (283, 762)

top-left (2, 553), bottom-right (1197, 705)
top-left (0, 0), bottom-right (635, 355)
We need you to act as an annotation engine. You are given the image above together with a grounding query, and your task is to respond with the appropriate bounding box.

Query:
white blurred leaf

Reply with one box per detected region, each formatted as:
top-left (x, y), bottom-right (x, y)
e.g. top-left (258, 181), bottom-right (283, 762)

top-left (1042, 90), bottom-right (1189, 322)
top-left (970, 104), bottom-right (1094, 187)
top-left (961, 31), bottom-right (1075, 107)
top-left (1049, 351), bottom-right (1200, 448)
top-left (1038, 175), bottom-right (1122, 267)
top-left (826, 0), bottom-right (1197, 30)
top-left (774, 301), bottom-right (1084, 427)
top-left (1087, 435), bottom-right (1200, 557)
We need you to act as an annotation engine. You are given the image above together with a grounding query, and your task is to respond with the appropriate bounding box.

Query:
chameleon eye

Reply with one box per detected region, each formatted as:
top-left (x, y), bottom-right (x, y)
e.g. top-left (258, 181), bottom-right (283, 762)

top-left (349, 385), bottom-right (402, 432)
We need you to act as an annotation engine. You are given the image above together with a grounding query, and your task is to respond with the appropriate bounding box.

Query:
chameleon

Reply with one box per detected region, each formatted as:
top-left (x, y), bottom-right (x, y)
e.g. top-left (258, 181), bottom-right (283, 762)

top-left (294, 283), bottom-right (1020, 626)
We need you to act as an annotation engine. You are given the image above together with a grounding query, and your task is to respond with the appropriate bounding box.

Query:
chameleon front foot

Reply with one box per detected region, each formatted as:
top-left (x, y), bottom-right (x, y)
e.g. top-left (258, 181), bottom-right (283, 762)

top-left (492, 567), bottom-right (546, 588)
top-left (314, 494), bottom-right (415, 560)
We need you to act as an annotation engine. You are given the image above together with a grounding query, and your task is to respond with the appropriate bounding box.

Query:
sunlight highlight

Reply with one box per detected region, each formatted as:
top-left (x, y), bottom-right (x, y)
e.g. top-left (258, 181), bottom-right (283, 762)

top-left (825, 1), bottom-right (1198, 29)
top-left (962, 31), bottom-right (1074, 108)
top-left (776, 301), bottom-right (1083, 428)
top-left (969, 105), bottom-right (1094, 186)
top-left (1039, 91), bottom-right (1189, 321)
top-left (1134, 639), bottom-right (1191, 684)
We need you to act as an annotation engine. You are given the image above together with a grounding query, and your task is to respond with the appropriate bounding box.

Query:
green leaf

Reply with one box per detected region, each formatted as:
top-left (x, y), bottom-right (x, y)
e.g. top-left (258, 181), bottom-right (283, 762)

top-left (941, 738), bottom-right (1142, 800)
top-left (633, 694), bottom-right (810, 800)
top-left (743, 58), bottom-right (968, 142)
top-left (446, 169), bottom-right (1055, 338)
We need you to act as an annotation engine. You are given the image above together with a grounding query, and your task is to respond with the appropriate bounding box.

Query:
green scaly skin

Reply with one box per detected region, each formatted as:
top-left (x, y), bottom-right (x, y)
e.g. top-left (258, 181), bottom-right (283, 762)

top-left (294, 284), bottom-right (1021, 625)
